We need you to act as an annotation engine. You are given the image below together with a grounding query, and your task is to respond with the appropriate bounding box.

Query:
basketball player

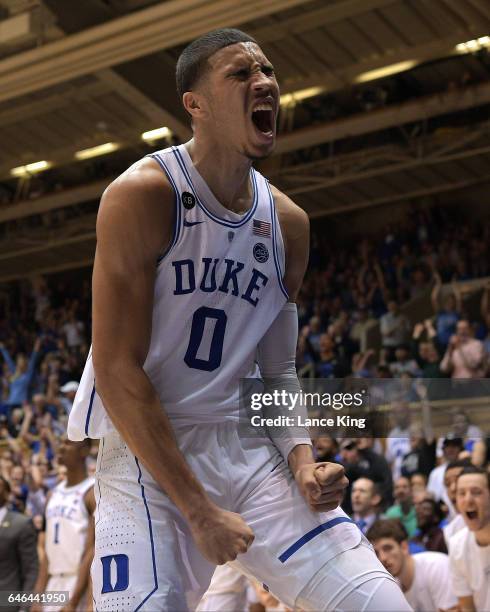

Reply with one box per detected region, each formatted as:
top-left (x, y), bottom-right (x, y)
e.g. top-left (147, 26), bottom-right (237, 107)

top-left (68, 28), bottom-right (410, 611)
top-left (32, 437), bottom-right (95, 612)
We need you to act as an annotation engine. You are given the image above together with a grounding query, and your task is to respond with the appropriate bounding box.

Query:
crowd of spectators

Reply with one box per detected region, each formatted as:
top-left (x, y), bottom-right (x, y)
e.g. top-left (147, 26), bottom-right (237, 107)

top-left (297, 207), bottom-right (490, 383)
top-left (0, 204), bottom-right (489, 610)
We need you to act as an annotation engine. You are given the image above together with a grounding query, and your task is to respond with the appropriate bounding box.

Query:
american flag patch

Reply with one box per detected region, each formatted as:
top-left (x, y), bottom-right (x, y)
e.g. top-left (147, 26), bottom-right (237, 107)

top-left (253, 219), bottom-right (271, 237)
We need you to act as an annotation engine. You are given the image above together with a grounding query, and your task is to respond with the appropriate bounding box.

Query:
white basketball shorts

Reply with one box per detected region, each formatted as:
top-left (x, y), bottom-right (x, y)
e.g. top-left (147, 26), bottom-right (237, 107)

top-left (91, 421), bottom-right (362, 611)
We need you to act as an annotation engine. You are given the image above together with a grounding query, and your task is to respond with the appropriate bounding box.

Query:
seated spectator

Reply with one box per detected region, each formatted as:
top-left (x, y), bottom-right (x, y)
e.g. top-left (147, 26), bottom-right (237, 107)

top-left (443, 458), bottom-right (473, 544)
top-left (449, 466), bottom-right (490, 612)
top-left (349, 306), bottom-right (375, 353)
top-left (389, 345), bottom-right (421, 378)
top-left (54, 381), bottom-right (79, 416)
top-left (401, 423), bottom-right (436, 480)
top-left (313, 436), bottom-right (338, 463)
top-left (340, 439), bottom-right (393, 515)
top-left (431, 273), bottom-right (461, 349)
top-left (447, 409), bottom-right (484, 455)
top-left (427, 436), bottom-right (464, 507)
top-left (351, 477), bottom-right (382, 534)
top-left (385, 400), bottom-right (412, 481)
top-left (380, 299), bottom-right (410, 358)
top-left (385, 477), bottom-right (418, 538)
top-left (314, 333), bottom-right (348, 378)
top-left (301, 315), bottom-right (323, 356)
top-left (440, 320), bottom-right (486, 379)
top-left (0, 475), bottom-right (39, 598)
top-left (412, 497), bottom-right (448, 554)
top-left (0, 338), bottom-right (41, 408)
top-left (410, 473), bottom-right (428, 496)
top-left (367, 519), bottom-right (457, 612)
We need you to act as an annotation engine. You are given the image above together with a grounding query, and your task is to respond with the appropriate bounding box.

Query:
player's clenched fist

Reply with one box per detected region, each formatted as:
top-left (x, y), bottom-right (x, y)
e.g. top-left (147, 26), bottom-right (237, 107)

top-left (295, 462), bottom-right (348, 512)
top-left (189, 506), bottom-right (255, 564)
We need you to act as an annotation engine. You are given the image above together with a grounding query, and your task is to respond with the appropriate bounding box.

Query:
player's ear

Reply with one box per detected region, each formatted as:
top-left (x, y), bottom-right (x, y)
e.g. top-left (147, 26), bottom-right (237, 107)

top-left (183, 91), bottom-right (207, 120)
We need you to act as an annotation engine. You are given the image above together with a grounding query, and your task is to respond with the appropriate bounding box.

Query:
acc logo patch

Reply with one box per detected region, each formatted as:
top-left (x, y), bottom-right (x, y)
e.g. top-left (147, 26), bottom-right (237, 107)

top-left (182, 191), bottom-right (196, 209)
top-left (253, 242), bottom-right (269, 263)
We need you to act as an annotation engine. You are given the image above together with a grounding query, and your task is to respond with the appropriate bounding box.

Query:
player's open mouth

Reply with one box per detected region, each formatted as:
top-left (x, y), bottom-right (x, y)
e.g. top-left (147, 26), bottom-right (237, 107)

top-left (251, 103), bottom-right (275, 138)
top-left (466, 510), bottom-right (478, 520)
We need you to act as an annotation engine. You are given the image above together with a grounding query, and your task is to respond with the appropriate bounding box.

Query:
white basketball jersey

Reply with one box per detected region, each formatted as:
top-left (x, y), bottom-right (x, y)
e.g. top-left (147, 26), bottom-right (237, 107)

top-left (45, 477), bottom-right (94, 575)
top-left (68, 144), bottom-right (288, 438)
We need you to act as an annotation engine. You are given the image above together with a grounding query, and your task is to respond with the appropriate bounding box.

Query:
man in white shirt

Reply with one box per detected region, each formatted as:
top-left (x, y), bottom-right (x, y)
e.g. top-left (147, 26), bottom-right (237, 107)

top-left (368, 518), bottom-right (457, 611)
top-left (449, 466), bottom-right (490, 612)
top-left (386, 400), bottom-right (411, 481)
top-left (443, 458), bottom-right (472, 546)
top-left (427, 436), bottom-right (463, 506)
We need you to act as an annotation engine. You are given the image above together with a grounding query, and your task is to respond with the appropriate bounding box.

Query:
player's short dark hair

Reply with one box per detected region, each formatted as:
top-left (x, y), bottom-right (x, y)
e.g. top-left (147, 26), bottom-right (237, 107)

top-left (176, 28), bottom-right (257, 100)
top-left (457, 465), bottom-right (490, 489)
top-left (366, 519), bottom-right (408, 544)
top-left (0, 475), bottom-right (11, 493)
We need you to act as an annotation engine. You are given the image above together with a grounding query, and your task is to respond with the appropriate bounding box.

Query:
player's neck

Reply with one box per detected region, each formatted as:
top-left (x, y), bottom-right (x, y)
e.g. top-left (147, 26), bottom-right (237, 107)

top-left (399, 555), bottom-right (415, 592)
top-left (185, 138), bottom-right (253, 214)
top-left (65, 468), bottom-right (88, 488)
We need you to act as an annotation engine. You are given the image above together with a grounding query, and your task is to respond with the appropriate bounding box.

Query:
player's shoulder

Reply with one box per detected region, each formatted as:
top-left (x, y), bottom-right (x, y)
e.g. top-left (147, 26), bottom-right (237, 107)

top-left (96, 155), bottom-right (174, 252)
top-left (269, 183), bottom-right (309, 230)
top-left (101, 155), bottom-right (172, 211)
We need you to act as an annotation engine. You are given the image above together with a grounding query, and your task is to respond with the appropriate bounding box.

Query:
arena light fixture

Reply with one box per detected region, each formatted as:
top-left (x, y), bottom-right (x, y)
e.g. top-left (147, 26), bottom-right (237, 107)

top-left (455, 36), bottom-right (490, 54)
top-left (141, 127), bottom-right (171, 142)
top-left (75, 142), bottom-right (120, 160)
top-left (280, 86), bottom-right (326, 107)
top-left (10, 160), bottom-right (52, 177)
top-left (354, 60), bottom-right (418, 84)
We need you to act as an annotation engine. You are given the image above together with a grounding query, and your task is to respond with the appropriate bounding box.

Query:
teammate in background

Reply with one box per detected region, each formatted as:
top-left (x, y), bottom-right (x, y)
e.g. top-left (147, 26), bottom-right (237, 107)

top-left (68, 28), bottom-right (410, 610)
top-left (32, 437), bottom-right (94, 612)
top-left (449, 466), bottom-right (490, 612)
top-left (367, 519), bottom-right (458, 612)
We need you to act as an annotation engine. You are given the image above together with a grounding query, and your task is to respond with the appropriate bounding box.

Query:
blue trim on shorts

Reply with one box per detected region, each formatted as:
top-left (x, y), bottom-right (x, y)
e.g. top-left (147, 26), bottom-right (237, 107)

top-left (134, 457), bottom-right (158, 610)
top-left (84, 382), bottom-right (96, 437)
top-left (172, 146), bottom-right (259, 227)
top-left (278, 517), bottom-right (355, 563)
top-left (94, 438), bottom-right (104, 528)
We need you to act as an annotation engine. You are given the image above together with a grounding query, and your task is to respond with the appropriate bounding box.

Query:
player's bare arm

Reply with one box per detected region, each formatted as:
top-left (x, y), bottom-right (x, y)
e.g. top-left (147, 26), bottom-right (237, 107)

top-left (62, 487), bottom-right (96, 612)
top-left (92, 158), bottom-right (254, 564)
top-left (273, 185), bottom-right (348, 513)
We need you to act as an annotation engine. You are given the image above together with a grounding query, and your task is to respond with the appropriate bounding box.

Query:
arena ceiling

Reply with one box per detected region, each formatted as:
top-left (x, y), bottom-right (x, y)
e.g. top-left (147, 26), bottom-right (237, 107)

top-left (0, 0), bottom-right (490, 281)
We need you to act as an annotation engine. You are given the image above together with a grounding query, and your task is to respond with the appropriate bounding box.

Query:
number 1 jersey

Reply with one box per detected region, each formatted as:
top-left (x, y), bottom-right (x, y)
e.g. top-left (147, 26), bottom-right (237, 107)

top-left (68, 144), bottom-right (288, 438)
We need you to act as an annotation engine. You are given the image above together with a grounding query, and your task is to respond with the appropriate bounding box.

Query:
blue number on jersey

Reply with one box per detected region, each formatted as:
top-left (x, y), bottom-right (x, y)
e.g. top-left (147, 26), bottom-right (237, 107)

top-left (184, 306), bottom-right (227, 371)
top-left (54, 522), bottom-right (60, 544)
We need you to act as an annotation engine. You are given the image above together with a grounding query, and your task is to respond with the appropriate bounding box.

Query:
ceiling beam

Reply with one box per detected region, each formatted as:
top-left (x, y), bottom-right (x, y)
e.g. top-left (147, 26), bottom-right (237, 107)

top-left (95, 69), bottom-right (191, 141)
top-left (278, 31), bottom-right (489, 94)
top-left (0, 231), bottom-right (96, 261)
top-left (254, 0), bottom-right (398, 44)
top-left (0, 0), bottom-right (311, 103)
top-left (0, 179), bottom-right (111, 223)
top-left (0, 257), bottom-right (95, 283)
top-left (3, 78), bottom-right (490, 181)
top-left (283, 141), bottom-right (490, 197)
top-left (275, 80), bottom-right (490, 154)
top-left (308, 175), bottom-right (490, 218)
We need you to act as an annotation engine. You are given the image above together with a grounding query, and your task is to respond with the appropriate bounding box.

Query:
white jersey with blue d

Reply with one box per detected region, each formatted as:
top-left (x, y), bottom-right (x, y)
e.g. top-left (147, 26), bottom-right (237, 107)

top-left (68, 144), bottom-right (287, 438)
top-left (45, 477), bottom-right (94, 575)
